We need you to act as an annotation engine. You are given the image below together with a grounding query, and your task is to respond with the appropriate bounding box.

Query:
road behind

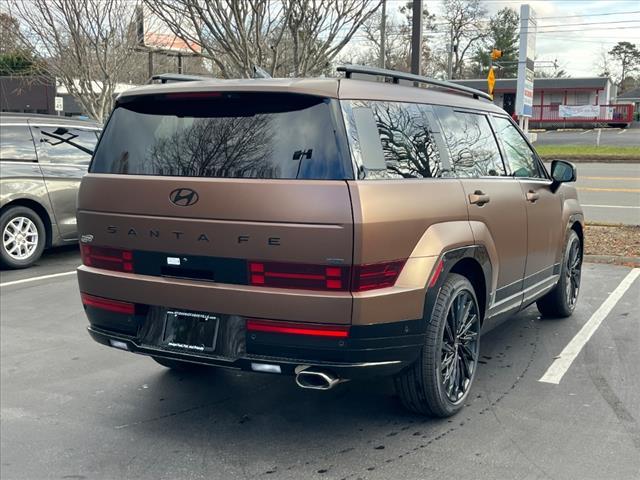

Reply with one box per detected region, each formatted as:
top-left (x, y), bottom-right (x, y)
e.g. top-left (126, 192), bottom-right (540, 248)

top-left (1, 257), bottom-right (639, 480)
top-left (535, 128), bottom-right (640, 147)
top-left (573, 163), bottom-right (640, 225)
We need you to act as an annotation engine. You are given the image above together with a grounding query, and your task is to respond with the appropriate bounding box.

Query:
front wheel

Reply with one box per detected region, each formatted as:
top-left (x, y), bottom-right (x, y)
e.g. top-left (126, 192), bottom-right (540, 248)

top-left (395, 273), bottom-right (481, 417)
top-left (536, 230), bottom-right (582, 318)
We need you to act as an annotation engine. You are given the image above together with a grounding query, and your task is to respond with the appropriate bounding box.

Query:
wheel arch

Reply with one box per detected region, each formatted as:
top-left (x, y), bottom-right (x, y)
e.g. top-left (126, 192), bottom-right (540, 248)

top-left (1, 199), bottom-right (53, 248)
top-left (423, 245), bottom-right (492, 326)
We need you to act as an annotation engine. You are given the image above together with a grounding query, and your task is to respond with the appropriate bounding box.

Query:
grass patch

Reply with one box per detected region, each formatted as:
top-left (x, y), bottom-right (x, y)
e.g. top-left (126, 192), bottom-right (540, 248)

top-left (535, 145), bottom-right (640, 160)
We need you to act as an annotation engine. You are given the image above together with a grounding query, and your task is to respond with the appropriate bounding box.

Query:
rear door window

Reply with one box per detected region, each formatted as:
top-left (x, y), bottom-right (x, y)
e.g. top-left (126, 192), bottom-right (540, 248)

top-left (0, 125), bottom-right (36, 161)
top-left (32, 126), bottom-right (99, 166)
top-left (91, 93), bottom-right (351, 180)
top-left (492, 116), bottom-right (544, 178)
top-left (436, 108), bottom-right (506, 177)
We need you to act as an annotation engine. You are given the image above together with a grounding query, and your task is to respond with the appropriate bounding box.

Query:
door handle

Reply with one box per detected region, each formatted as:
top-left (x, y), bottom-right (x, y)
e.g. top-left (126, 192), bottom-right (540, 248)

top-left (526, 190), bottom-right (540, 203)
top-left (468, 190), bottom-right (490, 206)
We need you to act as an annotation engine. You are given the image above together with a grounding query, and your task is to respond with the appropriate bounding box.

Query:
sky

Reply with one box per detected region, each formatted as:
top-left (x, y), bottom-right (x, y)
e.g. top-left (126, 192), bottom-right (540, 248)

top-left (368, 0), bottom-right (640, 78)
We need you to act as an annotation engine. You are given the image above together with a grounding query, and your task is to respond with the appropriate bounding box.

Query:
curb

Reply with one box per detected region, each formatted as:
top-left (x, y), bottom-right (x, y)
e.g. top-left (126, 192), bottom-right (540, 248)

top-left (584, 255), bottom-right (640, 267)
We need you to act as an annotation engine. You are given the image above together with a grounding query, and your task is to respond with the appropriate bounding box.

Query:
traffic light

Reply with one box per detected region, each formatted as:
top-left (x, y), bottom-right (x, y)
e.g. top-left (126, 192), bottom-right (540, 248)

top-left (491, 49), bottom-right (502, 60)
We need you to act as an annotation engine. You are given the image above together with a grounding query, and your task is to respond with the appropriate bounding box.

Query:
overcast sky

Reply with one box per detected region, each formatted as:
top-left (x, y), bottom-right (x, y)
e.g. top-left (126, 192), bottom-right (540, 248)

top-left (377, 0), bottom-right (640, 78)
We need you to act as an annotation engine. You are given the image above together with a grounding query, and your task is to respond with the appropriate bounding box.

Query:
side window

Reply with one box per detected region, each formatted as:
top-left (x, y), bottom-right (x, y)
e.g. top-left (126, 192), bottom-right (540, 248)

top-left (0, 125), bottom-right (37, 161)
top-left (437, 108), bottom-right (505, 178)
top-left (366, 101), bottom-right (444, 179)
top-left (32, 126), bottom-right (98, 166)
top-left (492, 117), bottom-right (543, 178)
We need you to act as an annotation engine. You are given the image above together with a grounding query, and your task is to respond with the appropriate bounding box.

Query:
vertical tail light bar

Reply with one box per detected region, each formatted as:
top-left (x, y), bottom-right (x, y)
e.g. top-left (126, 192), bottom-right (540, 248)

top-left (81, 245), bottom-right (134, 272)
top-left (247, 260), bottom-right (405, 292)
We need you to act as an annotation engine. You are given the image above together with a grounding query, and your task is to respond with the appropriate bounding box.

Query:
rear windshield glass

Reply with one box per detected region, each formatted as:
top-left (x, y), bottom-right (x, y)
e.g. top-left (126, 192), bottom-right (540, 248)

top-left (90, 92), bottom-right (351, 180)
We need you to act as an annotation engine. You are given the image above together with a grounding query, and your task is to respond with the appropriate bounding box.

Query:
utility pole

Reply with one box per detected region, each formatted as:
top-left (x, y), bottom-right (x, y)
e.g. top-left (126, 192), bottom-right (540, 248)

top-left (379, 0), bottom-right (386, 69)
top-left (446, 26), bottom-right (454, 80)
top-left (410, 0), bottom-right (423, 75)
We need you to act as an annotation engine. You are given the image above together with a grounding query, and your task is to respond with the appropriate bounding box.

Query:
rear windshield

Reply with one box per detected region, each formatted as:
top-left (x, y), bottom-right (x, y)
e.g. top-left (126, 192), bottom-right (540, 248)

top-left (90, 92), bottom-right (351, 180)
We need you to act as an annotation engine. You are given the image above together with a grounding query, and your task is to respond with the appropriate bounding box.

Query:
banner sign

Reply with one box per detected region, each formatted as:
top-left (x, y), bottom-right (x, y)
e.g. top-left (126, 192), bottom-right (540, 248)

top-left (516, 5), bottom-right (536, 117)
top-left (559, 105), bottom-right (600, 118)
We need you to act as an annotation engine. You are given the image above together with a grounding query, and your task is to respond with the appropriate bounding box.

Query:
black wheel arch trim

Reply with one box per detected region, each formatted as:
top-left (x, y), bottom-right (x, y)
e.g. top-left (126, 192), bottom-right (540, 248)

top-left (423, 245), bottom-right (492, 326)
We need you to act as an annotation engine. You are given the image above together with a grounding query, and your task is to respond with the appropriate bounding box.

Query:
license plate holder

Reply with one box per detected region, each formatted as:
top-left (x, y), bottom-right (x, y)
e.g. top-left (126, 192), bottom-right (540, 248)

top-left (162, 310), bottom-right (219, 353)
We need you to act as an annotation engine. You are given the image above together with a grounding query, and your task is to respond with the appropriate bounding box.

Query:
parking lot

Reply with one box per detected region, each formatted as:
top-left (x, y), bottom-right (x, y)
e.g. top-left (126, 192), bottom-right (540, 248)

top-left (1, 252), bottom-right (639, 480)
top-left (535, 128), bottom-right (640, 147)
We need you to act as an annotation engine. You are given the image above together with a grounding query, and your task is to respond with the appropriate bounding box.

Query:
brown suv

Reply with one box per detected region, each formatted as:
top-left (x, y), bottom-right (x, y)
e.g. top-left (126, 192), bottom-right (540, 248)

top-left (77, 66), bottom-right (583, 417)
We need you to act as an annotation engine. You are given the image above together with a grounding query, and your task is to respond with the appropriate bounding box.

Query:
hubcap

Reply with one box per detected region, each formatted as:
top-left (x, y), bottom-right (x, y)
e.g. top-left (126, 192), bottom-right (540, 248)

top-left (565, 238), bottom-right (582, 308)
top-left (441, 290), bottom-right (480, 404)
top-left (3, 217), bottom-right (39, 260)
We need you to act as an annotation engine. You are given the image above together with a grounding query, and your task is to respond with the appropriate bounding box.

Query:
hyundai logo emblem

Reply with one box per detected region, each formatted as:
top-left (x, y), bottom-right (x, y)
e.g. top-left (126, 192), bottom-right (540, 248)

top-left (169, 188), bottom-right (199, 207)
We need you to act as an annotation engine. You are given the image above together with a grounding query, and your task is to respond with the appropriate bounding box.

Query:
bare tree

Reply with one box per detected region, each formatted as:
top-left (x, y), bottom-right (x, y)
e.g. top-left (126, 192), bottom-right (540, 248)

top-left (143, 0), bottom-right (381, 78)
top-left (9, 0), bottom-right (140, 121)
top-left (442, 0), bottom-right (488, 79)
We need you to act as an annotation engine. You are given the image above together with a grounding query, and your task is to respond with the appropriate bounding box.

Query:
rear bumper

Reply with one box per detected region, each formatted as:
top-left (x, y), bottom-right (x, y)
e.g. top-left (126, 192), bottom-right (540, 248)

top-left (84, 307), bottom-right (425, 379)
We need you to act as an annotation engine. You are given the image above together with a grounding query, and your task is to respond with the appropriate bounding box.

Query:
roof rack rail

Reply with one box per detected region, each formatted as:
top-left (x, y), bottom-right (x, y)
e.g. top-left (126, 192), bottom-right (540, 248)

top-left (148, 73), bottom-right (212, 84)
top-left (336, 65), bottom-right (492, 101)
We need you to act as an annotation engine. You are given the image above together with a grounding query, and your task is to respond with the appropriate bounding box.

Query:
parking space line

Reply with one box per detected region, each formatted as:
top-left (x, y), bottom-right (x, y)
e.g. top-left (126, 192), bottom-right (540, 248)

top-left (618, 129), bottom-right (627, 134)
top-left (579, 129), bottom-right (592, 135)
top-left (539, 268), bottom-right (640, 385)
top-left (0, 271), bottom-right (76, 288)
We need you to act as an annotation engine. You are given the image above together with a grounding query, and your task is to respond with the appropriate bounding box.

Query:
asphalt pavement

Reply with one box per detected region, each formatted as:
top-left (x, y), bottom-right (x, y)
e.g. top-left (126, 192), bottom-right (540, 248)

top-left (535, 128), bottom-right (640, 147)
top-left (1, 255), bottom-right (639, 480)
top-left (573, 163), bottom-right (640, 225)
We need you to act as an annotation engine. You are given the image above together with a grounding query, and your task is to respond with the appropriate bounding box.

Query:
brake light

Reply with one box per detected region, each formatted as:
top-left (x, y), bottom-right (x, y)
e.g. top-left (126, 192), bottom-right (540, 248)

top-left (352, 260), bottom-right (406, 292)
top-left (246, 319), bottom-right (349, 338)
top-left (81, 245), bottom-right (133, 272)
top-left (248, 261), bottom-right (350, 291)
top-left (165, 92), bottom-right (222, 100)
top-left (81, 293), bottom-right (135, 315)
top-left (247, 260), bottom-right (406, 292)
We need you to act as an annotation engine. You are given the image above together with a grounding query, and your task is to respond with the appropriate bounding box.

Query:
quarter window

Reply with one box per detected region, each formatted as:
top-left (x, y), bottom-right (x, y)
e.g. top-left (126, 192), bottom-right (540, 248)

top-left (437, 109), bottom-right (505, 178)
top-left (32, 126), bottom-right (98, 166)
top-left (492, 117), bottom-right (543, 178)
top-left (366, 101), bottom-right (444, 179)
top-left (0, 125), bottom-right (36, 161)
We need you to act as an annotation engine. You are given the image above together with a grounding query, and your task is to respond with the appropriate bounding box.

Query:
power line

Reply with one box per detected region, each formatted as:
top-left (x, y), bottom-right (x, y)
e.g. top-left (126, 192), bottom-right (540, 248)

top-left (535, 10), bottom-right (640, 20)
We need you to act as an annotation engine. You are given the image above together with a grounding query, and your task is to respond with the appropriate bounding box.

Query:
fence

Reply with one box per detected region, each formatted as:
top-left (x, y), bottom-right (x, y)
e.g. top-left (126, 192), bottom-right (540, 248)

top-left (530, 104), bottom-right (634, 124)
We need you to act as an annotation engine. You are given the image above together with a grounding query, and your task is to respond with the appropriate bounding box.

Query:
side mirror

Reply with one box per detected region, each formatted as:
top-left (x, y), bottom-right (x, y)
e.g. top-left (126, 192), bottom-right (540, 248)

top-left (550, 160), bottom-right (577, 192)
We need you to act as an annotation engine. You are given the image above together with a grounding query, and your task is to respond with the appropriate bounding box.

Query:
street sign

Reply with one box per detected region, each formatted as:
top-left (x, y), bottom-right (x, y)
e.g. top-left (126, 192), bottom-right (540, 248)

top-left (516, 4), bottom-right (536, 118)
top-left (487, 67), bottom-right (496, 98)
top-left (54, 96), bottom-right (64, 112)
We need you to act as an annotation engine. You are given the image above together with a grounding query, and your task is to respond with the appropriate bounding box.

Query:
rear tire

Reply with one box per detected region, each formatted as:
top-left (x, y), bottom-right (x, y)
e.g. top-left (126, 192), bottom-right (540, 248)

top-left (537, 230), bottom-right (582, 318)
top-left (152, 356), bottom-right (207, 372)
top-left (395, 273), bottom-right (481, 417)
top-left (0, 206), bottom-right (46, 269)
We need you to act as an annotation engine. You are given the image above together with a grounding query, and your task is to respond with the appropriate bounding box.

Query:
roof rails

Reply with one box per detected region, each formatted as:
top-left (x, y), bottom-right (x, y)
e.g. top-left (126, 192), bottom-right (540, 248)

top-left (148, 73), bottom-right (212, 84)
top-left (337, 65), bottom-right (493, 101)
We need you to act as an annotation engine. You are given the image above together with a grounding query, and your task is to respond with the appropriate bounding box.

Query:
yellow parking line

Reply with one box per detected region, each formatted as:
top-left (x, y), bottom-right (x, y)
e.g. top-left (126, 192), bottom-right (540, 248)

top-left (581, 176), bottom-right (640, 181)
top-left (577, 187), bottom-right (640, 193)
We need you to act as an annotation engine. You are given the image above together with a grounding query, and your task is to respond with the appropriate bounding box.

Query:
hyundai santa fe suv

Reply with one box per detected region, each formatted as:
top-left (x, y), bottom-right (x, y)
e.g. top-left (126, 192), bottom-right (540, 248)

top-left (77, 66), bottom-right (583, 416)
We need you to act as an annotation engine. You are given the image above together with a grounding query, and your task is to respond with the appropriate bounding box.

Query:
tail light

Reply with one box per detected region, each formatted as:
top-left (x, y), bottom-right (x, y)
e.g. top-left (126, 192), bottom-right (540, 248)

top-left (248, 261), bottom-right (350, 291)
top-left (247, 260), bottom-right (405, 292)
top-left (352, 260), bottom-right (406, 292)
top-left (247, 319), bottom-right (349, 338)
top-left (81, 245), bottom-right (133, 272)
top-left (81, 293), bottom-right (135, 315)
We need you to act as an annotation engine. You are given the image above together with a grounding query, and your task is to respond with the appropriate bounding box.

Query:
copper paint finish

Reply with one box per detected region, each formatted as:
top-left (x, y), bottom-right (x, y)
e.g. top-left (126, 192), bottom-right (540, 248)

top-left (77, 79), bottom-right (584, 329)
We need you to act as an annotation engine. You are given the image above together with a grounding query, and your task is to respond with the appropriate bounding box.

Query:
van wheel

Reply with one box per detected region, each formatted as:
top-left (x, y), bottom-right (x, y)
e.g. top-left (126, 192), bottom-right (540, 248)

top-left (537, 230), bottom-right (582, 318)
top-left (0, 206), bottom-right (46, 269)
top-left (395, 273), bottom-right (481, 417)
top-left (152, 356), bottom-right (207, 372)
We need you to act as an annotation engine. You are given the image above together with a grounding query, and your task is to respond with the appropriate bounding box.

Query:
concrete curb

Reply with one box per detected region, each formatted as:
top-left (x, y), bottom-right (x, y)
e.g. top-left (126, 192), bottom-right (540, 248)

top-left (584, 255), bottom-right (640, 267)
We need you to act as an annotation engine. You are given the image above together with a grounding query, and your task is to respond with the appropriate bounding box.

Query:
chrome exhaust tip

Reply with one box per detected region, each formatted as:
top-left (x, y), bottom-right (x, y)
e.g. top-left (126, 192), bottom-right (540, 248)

top-left (295, 367), bottom-right (340, 391)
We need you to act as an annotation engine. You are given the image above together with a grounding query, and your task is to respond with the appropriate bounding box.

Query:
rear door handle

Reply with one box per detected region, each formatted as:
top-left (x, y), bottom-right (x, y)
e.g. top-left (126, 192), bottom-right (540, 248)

top-left (526, 190), bottom-right (540, 203)
top-left (468, 190), bottom-right (490, 206)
